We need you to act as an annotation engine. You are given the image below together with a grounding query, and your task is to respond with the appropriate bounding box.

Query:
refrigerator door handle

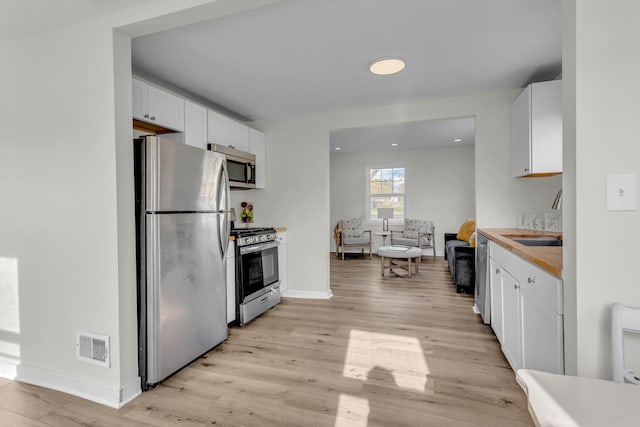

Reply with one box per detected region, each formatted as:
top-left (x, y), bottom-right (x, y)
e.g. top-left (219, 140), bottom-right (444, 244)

top-left (217, 159), bottom-right (231, 260)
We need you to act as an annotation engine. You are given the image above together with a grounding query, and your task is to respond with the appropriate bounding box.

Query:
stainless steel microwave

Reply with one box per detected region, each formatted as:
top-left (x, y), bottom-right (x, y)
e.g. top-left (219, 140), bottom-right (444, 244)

top-left (208, 144), bottom-right (256, 189)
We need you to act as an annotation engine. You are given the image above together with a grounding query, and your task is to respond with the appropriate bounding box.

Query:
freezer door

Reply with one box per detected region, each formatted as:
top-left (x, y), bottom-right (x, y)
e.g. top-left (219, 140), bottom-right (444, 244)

top-left (144, 136), bottom-right (226, 212)
top-left (146, 212), bottom-right (227, 385)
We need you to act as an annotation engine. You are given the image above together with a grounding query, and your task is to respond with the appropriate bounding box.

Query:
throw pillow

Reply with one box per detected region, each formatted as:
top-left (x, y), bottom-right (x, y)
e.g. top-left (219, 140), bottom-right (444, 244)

top-left (402, 219), bottom-right (432, 240)
top-left (340, 218), bottom-right (363, 238)
top-left (457, 218), bottom-right (476, 242)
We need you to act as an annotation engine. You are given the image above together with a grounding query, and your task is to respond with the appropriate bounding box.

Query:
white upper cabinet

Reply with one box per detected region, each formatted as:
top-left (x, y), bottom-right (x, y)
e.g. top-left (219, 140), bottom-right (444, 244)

top-left (207, 110), bottom-right (250, 152)
top-left (249, 128), bottom-right (266, 189)
top-left (228, 120), bottom-right (250, 152)
top-left (512, 80), bottom-right (562, 177)
top-left (132, 78), bottom-right (148, 120)
top-left (207, 109), bottom-right (229, 146)
top-left (132, 78), bottom-right (184, 132)
top-left (184, 101), bottom-right (208, 149)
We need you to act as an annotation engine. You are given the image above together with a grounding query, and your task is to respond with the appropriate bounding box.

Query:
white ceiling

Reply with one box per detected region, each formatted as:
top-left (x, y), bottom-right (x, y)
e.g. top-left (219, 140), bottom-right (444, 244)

top-left (0, 0), bottom-right (155, 41)
top-left (132, 0), bottom-right (561, 123)
top-left (330, 117), bottom-right (475, 154)
top-left (132, 0), bottom-right (560, 153)
top-left (3, 0), bottom-right (561, 153)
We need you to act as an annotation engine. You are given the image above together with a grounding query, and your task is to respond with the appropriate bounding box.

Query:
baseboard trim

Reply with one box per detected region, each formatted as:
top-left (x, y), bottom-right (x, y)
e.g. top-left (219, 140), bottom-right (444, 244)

top-left (282, 289), bottom-right (333, 299)
top-left (0, 359), bottom-right (18, 380)
top-left (0, 361), bottom-right (141, 409)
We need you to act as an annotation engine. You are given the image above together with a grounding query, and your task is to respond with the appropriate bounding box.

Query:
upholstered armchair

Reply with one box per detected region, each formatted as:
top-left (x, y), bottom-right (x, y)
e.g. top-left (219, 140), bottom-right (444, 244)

top-left (334, 218), bottom-right (372, 260)
top-left (390, 218), bottom-right (436, 258)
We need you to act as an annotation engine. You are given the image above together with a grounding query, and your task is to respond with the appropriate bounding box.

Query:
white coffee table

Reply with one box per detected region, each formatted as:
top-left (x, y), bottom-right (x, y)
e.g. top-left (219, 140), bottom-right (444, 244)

top-left (378, 245), bottom-right (422, 278)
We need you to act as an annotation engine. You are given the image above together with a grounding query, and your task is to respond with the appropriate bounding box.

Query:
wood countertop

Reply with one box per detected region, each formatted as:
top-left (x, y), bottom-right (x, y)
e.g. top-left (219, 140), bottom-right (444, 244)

top-left (478, 228), bottom-right (562, 278)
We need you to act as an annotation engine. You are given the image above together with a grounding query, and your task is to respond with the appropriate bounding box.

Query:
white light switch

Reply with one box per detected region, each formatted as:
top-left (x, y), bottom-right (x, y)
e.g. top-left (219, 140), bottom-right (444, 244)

top-left (607, 174), bottom-right (637, 211)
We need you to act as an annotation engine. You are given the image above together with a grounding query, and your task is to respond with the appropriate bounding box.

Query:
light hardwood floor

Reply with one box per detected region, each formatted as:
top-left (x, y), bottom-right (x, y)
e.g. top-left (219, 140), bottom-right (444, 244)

top-left (0, 255), bottom-right (533, 426)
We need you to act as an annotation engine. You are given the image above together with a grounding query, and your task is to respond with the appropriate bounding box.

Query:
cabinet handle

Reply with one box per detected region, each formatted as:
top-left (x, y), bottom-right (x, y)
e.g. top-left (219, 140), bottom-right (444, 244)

top-left (514, 284), bottom-right (520, 290)
top-left (144, 114), bottom-right (150, 118)
top-left (228, 145), bottom-right (235, 149)
top-left (524, 167), bottom-right (529, 172)
top-left (528, 277), bottom-right (536, 284)
top-left (495, 268), bottom-right (500, 274)
top-left (150, 116), bottom-right (156, 121)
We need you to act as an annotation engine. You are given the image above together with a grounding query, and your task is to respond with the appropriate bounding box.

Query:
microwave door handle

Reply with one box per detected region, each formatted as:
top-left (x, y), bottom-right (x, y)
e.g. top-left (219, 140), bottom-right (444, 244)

top-left (246, 163), bottom-right (253, 183)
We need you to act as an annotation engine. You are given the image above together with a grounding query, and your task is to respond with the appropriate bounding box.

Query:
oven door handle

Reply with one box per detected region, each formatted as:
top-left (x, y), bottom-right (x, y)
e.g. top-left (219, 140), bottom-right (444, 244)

top-left (239, 240), bottom-right (279, 255)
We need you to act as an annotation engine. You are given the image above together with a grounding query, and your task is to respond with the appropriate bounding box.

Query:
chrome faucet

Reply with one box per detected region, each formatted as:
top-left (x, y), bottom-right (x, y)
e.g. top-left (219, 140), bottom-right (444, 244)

top-left (552, 189), bottom-right (562, 210)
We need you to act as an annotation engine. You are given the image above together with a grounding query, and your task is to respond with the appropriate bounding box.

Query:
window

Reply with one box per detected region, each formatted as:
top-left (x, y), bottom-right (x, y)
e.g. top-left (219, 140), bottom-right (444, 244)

top-left (365, 166), bottom-right (405, 223)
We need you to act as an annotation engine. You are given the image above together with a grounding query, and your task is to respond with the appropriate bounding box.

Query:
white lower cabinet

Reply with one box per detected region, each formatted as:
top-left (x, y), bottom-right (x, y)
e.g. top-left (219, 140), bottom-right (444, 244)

top-left (276, 231), bottom-right (288, 293)
top-left (489, 241), bottom-right (564, 374)
top-left (489, 258), bottom-right (504, 344)
top-left (226, 251), bottom-right (236, 324)
top-left (500, 266), bottom-right (521, 370)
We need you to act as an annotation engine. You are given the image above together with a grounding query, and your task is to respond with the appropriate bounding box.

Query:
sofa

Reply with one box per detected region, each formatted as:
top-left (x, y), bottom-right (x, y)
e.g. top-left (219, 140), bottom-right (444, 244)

top-left (444, 233), bottom-right (475, 294)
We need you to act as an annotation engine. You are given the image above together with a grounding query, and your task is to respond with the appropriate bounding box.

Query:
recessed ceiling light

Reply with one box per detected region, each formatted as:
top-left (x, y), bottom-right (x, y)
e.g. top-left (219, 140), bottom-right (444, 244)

top-left (453, 138), bottom-right (462, 142)
top-left (369, 57), bottom-right (406, 75)
top-left (335, 147), bottom-right (341, 150)
top-left (391, 143), bottom-right (399, 146)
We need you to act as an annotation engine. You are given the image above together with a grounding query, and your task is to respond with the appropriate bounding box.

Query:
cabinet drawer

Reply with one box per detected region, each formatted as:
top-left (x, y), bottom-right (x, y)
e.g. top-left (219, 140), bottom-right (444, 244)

top-left (489, 241), bottom-right (562, 313)
top-left (520, 261), bottom-right (563, 314)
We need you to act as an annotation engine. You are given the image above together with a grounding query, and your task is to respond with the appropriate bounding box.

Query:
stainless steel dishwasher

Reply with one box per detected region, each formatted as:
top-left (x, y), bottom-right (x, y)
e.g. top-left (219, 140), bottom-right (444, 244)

top-left (474, 234), bottom-right (490, 324)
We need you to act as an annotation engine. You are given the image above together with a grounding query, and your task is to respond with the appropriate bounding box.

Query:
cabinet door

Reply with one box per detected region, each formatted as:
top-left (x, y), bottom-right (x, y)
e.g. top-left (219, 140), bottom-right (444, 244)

top-left (512, 80), bottom-right (562, 177)
top-left (207, 109), bottom-right (229, 146)
top-left (226, 254), bottom-right (236, 324)
top-left (511, 85), bottom-right (531, 177)
top-left (184, 100), bottom-right (208, 149)
top-left (229, 120), bottom-right (250, 152)
top-left (501, 267), bottom-right (521, 370)
top-left (250, 128), bottom-right (266, 189)
top-left (132, 78), bottom-right (148, 121)
top-left (276, 232), bottom-right (287, 292)
top-left (489, 258), bottom-right (504, 344)
top-left (147, 85), bottom-right (184, 131)
top-left (521, 293), bottom-right (564, 373)
top-left (530, 80), bottom-right (562, 174)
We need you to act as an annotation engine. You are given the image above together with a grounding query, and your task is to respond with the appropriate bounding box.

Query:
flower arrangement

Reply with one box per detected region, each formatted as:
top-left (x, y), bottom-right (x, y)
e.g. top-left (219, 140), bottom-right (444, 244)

top-left (240, 201), bottom-right (254, 223)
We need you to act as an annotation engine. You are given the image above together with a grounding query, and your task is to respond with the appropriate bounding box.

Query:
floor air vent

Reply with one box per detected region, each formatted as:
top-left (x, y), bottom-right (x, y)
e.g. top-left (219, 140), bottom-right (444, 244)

top-left (76, 331), bottom-right (110, 367)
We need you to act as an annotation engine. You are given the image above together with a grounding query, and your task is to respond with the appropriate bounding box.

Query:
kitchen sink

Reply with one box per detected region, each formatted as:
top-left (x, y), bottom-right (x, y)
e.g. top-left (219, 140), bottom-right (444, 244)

top-left (510, 237), bottom-right (563, 247)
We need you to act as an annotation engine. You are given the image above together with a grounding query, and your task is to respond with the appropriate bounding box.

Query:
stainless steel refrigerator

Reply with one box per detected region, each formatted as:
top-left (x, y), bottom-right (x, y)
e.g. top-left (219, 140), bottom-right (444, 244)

top-left (134, 135), bottom-right (230, 389)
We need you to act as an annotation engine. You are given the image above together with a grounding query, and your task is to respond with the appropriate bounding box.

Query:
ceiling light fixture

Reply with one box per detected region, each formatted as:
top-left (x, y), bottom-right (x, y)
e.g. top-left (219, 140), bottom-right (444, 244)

top-left (335, 147), bottom-right (341, 150)
top-left (453, 138), bottom-right (462, 142)
top-left (369, 57), bottom-right (406, 75)
top-left (391, 143), bottom-right (399, 146)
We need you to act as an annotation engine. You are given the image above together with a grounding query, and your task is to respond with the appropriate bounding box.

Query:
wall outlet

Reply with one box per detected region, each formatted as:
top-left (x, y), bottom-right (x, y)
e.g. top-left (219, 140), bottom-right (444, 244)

top-left (606, 174), bottom-right (637, 211)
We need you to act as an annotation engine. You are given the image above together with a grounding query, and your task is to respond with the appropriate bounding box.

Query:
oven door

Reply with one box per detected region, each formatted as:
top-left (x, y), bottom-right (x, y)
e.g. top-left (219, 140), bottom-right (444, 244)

top-left (238, 241), bottom-right (279, 302)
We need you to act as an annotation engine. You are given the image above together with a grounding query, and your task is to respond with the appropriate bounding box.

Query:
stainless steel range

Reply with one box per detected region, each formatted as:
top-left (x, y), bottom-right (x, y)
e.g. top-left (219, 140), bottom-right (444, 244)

top-left (231, 227), bottom-right (280, 325)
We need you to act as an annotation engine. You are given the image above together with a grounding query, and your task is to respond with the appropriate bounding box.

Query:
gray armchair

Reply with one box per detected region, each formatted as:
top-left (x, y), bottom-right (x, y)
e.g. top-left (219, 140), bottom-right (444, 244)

top-left (334, 219), bottom-right (372, 260)
top-left (390, 218), bottom-right (436, 258)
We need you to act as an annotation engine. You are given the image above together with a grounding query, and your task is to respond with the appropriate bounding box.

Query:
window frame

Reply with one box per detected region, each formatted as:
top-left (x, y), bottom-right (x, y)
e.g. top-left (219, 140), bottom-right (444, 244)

top-left (363, 164), bottom-right (407, 226)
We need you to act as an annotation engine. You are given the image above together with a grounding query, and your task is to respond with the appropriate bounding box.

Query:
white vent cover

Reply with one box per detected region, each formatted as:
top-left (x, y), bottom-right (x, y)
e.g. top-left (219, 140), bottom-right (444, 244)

top-left (76, 331), bottom-right (110, 368)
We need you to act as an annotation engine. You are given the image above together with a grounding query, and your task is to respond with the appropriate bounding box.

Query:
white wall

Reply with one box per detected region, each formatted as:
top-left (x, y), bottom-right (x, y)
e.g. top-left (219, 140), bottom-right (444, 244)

top-left (0, 0), bottom-right (283, 407)
top-left (249, 90), bottom-right (561, 296)
top-left (330, 146), bottom-right (475, 254)
top-left (563, 0), bottom-right (640, 379)
top-left (0, 19), bottom-right (126, 398)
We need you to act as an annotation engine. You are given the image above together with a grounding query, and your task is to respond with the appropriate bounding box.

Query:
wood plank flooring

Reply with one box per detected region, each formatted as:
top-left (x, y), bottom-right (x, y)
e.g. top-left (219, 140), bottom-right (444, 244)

top-left (0, 255), bottom-right (533, 426)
